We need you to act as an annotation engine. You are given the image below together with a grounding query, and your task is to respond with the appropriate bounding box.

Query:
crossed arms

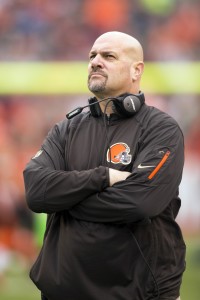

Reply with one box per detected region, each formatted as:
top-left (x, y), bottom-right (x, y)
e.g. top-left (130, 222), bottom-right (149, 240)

top-left (23, 118), bottom-right (184, 224)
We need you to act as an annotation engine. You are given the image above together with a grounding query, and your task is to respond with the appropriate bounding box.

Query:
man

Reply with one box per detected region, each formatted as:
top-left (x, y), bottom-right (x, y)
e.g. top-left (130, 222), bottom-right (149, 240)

top-left (23, 32), bottom-right (185, 300)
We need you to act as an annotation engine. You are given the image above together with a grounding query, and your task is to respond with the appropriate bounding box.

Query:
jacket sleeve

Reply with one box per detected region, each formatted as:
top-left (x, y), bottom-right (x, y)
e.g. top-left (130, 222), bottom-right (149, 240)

top-left (69, 117), bottom-right (184, 224)
top-left (23, 122), bottom-right (109, 213)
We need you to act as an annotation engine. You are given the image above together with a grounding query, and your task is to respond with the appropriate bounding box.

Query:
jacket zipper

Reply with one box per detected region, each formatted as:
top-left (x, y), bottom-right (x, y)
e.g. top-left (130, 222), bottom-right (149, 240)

top-left (106, 115), bottom-right (111, 163)
top-left (106, 115), bottom-right (110, 125)
top-left (148, 150), bottom-right (170, 180)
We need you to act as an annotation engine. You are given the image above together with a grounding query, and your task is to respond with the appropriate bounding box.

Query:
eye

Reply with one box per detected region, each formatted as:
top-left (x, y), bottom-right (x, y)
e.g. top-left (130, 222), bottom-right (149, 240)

top-left (105, 54), bottom-right (115, 59)
top-left (89, 54), bottom-right (96, 60)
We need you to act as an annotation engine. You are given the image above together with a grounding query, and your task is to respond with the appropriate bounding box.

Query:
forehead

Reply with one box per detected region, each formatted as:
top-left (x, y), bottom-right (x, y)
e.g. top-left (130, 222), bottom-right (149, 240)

top-left (90, 38), bottom-right (124, 53)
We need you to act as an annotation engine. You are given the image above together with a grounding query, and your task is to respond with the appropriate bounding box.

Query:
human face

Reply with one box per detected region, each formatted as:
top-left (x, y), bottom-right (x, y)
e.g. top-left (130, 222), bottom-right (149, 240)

top-left (87, 39), bottom-right (134, 99)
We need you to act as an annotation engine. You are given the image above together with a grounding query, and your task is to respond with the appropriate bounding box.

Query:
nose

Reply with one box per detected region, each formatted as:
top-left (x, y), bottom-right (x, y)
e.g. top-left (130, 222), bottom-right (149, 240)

top-left (90, 54), bottom-right (103, 69)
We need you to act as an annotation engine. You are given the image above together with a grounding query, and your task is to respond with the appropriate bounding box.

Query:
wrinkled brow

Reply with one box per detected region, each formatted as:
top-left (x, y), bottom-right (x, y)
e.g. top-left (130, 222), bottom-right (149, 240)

top-left (89, 50), bottom-right (118, 57)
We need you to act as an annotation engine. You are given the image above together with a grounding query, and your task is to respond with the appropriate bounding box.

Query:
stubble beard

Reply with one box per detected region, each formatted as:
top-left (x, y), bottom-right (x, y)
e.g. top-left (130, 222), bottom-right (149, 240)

top-left (88, 77), bottom-right (107, 95)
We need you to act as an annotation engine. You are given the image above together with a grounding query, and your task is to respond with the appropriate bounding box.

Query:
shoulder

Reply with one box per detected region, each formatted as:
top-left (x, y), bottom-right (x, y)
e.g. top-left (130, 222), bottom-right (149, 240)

top-left (135, 104), bottom-right (184, 147)
top-left (48, 112), bottom-right (91, 145)
top-left (137, 104), bottom-right (182, 132)
top-left (55, 112), bottom-right (90, 132)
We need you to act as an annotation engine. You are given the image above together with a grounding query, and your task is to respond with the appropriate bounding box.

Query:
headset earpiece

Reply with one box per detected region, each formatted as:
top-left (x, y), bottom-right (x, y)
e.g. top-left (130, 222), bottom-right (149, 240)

top-left (112, 92), bottom-right (145, 117)
top-left (122, 95), bottom-right (142, 113)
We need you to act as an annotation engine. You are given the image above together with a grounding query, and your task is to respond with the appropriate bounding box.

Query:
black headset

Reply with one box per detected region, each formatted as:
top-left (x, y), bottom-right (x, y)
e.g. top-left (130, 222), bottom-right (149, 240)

top-left (88, 92), bottom-right (145, 118)
top-left (66, 92), bottom-right (145, 119)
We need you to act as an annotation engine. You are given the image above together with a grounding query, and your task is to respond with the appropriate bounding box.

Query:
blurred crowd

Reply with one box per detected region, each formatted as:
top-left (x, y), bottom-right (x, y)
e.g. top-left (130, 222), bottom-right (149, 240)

top-left (0, 0), bottom-right (200, 280)
top-left (0, 0), bottom-right (199, 61)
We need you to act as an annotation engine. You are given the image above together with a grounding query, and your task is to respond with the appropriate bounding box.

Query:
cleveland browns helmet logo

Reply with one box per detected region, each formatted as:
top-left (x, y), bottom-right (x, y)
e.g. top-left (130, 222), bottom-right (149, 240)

top-left (107, 143), bottom-right (132, 165)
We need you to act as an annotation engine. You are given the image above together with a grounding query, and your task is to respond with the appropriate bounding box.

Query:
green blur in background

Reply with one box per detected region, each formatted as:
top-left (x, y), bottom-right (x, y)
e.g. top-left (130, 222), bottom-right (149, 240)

top-left (0, 62), bottom-right (199, 95)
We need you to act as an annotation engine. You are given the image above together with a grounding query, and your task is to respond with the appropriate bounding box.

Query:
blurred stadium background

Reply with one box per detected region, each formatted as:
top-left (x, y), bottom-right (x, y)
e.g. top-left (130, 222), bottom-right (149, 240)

top-left (0, 0), bottom-right (199, 299)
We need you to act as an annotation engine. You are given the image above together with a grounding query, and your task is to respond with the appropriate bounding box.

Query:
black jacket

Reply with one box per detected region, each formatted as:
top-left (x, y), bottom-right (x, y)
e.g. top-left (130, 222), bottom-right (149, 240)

top-left (23, 102), bottom-right (186, 300)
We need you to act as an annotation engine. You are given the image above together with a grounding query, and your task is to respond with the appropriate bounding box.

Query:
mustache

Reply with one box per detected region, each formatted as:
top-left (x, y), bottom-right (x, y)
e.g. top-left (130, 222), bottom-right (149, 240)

top-left (88, 68), bottom-right (107, 79)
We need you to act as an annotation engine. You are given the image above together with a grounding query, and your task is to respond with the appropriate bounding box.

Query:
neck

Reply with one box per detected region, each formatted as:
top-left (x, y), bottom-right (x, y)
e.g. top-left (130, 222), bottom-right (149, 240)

top-left (99, 99), bottom-right (113, 115)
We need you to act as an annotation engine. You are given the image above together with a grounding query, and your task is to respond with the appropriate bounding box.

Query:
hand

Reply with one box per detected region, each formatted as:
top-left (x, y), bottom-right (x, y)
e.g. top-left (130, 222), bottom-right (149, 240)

top-left (109, 168), bottom-right (131, 187)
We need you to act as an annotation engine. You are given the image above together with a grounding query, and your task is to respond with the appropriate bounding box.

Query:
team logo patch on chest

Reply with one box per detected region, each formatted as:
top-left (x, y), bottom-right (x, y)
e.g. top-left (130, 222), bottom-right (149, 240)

top-left (107, 143), bottom-right (132, 165)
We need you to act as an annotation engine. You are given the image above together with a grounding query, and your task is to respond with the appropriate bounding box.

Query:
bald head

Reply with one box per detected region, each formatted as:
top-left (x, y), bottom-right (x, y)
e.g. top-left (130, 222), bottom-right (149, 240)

top-left (93, 31), bottom-right (144, 62)
top-left (88, 31), bottom-right (144, 102)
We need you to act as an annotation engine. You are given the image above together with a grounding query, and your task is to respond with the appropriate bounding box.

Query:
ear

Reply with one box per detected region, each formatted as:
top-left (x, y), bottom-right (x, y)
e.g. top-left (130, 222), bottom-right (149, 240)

top-left (131, 61), bottom-right (144, 81)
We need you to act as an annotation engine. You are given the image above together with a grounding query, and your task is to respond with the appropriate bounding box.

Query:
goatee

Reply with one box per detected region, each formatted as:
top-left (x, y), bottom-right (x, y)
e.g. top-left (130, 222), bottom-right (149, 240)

top-left (88, 77), bottom-right (107, 93)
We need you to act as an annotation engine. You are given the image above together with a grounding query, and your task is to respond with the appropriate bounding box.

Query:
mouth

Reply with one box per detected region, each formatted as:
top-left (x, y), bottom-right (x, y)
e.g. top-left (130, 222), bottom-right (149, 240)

top-left (89, 72), bottom-right (106, 79)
